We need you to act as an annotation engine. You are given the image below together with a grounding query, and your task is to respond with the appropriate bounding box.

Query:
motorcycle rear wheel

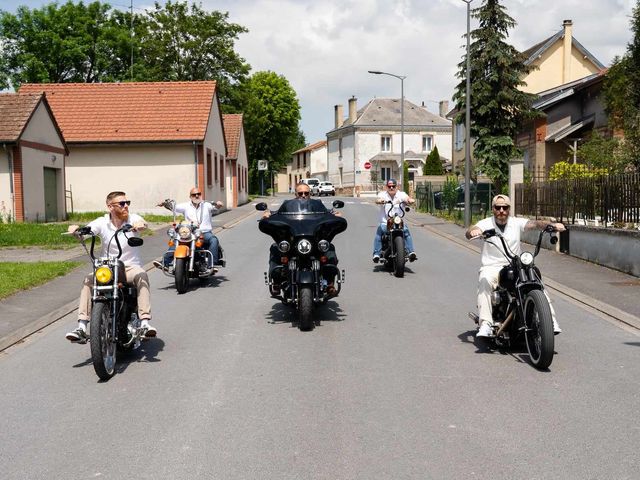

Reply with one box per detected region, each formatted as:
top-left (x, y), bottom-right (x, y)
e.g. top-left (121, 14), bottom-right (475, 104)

top-left (90, 302), bottom-right (116, 381)
top-left (298, 285), bottom-right (314, 331)
top-left (393, 235), bottom-right (405, 278)
top-left (524, 289), bottom-right (554, 369)
top-left (174, 258), bottom-right (189, 294)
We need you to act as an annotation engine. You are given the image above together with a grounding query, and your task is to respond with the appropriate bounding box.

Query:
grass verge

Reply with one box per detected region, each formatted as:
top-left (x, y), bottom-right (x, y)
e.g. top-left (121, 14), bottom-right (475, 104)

top-left (0, 261), bottom-right (83, 300)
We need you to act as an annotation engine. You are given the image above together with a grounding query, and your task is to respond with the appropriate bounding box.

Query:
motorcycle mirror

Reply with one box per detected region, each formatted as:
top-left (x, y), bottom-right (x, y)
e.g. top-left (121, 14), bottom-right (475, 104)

top-left (127, 237), bottom-right (144, 247)
top-left (255, 202), bottom-right (268, 211)
top-left (404, 207), bottom-right (411, 212)
top-left (550, 234), bottom-right (558, 245)
top-left (332, 200), bottom-right (345, 209)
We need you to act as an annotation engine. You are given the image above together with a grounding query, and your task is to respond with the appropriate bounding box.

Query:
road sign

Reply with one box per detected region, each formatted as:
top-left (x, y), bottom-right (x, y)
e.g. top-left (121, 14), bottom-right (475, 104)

top-left (364, 161), bottom-right (372, 170)
top-left (257, 159), bottom-right (268, 171)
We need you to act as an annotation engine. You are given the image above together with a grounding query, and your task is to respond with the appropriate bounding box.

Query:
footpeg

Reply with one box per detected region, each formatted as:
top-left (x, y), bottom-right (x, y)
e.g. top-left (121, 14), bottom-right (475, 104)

top-left (468, 312), bottom-right (479, 324)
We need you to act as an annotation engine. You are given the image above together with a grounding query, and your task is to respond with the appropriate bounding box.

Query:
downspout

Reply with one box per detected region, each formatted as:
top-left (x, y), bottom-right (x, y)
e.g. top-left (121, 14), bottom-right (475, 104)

top-left (3, 143), bottom-right (15, 220)
top-left (193, 140), bottom-right (198, 187)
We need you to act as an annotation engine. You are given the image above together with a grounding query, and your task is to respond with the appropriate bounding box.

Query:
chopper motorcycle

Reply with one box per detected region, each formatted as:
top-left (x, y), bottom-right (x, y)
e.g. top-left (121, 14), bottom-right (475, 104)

top-left (469, 225), bottom-right (559, 370)
top-left (256, 198), bottom-right (347, 331)
top-left (378, 200), bottom-right (412, 278)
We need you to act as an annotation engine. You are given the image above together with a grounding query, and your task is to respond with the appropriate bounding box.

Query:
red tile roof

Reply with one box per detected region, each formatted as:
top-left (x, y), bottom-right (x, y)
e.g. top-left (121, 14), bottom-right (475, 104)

top-left (292, 140), bottom-right (326, 154)
top-left (19, 81), bottom-right (217, 143)
top-left (0, 93), bottom-right (43, 142)
top-left (222, 113), bottom-right (243, 159)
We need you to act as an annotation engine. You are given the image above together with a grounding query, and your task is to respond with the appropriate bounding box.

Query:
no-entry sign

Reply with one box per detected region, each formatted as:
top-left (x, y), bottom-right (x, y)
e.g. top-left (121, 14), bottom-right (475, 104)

top-left (364, 161), bottom-right (372, 170)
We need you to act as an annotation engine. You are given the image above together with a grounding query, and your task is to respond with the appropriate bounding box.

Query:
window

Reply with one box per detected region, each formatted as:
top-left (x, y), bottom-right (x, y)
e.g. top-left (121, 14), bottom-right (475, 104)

top-left (455, 123), bottom-right (465, 151)
top-left (214, 152), bottom-right (218, 181)
top-left (381, 135), bottom-right (391, 152)
top-left (219, 155), bottom-right (225, 188)
top-left (381, 167), bottom-right (391, 181)
top-left (422, 135), bottom-right (433, 152)
top-left (206, 149), bottom-right (212, 187)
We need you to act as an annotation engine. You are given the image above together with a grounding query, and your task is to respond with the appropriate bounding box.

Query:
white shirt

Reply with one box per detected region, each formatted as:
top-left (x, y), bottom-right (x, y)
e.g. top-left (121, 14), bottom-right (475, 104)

top-left (475, 216), bottom-right (529, 267)
top-left (377, 190), bottom-right (410, 223)
top-left (174, 201), bottom-right (219, 232)
top-left (87, 213), bottom-right (145, 267)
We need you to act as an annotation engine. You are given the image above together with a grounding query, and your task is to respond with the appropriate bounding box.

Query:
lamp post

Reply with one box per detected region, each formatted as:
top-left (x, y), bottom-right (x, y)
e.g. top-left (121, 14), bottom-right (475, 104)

top-left (368, 70), bottom-right (406, 190)
top-left (462, 0), bottom-right (473, 228)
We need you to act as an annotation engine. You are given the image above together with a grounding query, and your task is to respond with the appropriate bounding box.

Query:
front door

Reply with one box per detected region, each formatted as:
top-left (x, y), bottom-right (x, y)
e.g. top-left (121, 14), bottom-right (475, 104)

top-left (44, 167), bottom-right (58, 222)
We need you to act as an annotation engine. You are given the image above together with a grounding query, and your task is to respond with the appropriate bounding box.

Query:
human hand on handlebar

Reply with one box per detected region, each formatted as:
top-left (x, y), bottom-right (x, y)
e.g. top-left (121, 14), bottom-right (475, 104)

top-left (130, 221), bottom-right (147, 232)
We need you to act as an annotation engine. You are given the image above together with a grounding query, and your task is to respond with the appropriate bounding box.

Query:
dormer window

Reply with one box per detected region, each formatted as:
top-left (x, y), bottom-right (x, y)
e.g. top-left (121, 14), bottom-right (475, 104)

top-left (381, 135), bottom-right (391, 152)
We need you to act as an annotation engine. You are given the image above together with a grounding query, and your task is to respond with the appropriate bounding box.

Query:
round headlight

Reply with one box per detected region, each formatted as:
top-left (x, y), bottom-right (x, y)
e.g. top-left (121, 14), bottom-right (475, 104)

top-left (393, 216), bottom-right (402, 225)
top-left (521, 251), bottom-right (534, 266)
top-left (178, 225), bottom-right (192, 240)
top-left (278, 240), bottom-right (290, 253)
top-left (95, 266), bottom-right (113, 285)
top-left (297, 239), bottom-right (312, 255)
top-left (318, 240), bottom-right (330, 252)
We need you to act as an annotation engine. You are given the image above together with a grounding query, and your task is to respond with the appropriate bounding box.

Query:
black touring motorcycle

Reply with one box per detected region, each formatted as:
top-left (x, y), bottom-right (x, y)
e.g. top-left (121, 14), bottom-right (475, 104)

top-left (256, 198), bottom-right (347, 331)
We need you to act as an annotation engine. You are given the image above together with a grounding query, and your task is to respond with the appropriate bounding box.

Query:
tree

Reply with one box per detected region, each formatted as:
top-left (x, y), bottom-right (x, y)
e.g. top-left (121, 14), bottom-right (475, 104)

top-left (422, 145), bottom-right (443, 175)
top-left (452, 0), bottom-right (538, 192)
top-left (576, 131), bottom-right (628, 173)
top-left (603, 0), bottom-right (640, 171)
top-left (242, 71), bottom-right (303, 192)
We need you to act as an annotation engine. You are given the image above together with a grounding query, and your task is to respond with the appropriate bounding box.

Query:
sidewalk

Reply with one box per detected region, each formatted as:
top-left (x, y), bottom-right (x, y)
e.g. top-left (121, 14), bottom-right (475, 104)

top-left (0, 200), bottom-right (264, 351)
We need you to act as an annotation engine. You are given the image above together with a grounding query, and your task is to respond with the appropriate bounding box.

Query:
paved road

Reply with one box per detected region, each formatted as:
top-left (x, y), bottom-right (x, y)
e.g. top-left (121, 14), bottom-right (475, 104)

top-left (1, 198), bottom-right (639, 479)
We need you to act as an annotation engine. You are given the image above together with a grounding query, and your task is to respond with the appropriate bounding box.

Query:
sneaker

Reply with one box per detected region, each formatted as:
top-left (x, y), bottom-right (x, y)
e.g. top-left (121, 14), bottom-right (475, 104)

top-left (141, 321), bottom-right (157, 338)
top-left (408, 252), bottom-right (417, 262)
top-left (372, 254), bottom-right (380, 263)
top-left (553, 318), bottom-right (562, 335)
top-left (66, 327), bottom-right (88, 344)
top-left (270, 285), bottom-right (281, 296)
top-left (476, 322), bottom-right (494, 338)
top-left (326, 284), bottom-right (337, 297)
top-left (152, 260), bottom-right (164, 270)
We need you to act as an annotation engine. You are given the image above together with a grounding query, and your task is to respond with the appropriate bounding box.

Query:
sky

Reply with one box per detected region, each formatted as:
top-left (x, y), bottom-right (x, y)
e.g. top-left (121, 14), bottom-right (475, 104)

top-left (1, 0), bottom-right (637, 143)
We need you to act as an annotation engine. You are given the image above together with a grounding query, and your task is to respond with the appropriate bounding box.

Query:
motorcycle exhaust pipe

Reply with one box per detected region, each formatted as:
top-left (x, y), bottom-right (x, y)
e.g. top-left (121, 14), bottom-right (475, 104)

top-left (496, 310), bottom-right (515, 336)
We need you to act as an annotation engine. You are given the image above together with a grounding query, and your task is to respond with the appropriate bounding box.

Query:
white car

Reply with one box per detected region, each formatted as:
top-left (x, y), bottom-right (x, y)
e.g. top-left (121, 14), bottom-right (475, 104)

top-left (318, 181), bottom-right (336, 196)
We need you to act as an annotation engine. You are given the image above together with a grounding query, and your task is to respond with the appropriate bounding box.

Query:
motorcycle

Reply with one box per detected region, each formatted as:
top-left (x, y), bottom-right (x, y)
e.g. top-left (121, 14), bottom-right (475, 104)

top-left (379, 200), bottom-right (411, 278)
top-left (69, 224), bottom-right (149, 381)
top-left (469, 225), bottom-right (559, 370)
top-left (256, 198), bottom-right (347, 331)
top-left (161, 199), bottom-right (225, 294)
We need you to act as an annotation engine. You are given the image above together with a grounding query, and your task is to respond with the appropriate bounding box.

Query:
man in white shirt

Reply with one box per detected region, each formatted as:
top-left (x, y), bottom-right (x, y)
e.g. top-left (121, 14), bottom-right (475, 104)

top-left (65, 191), bottom-right (156, 343)
top-left (372, 179), bottom-right (417, 263)
top-left (466, 194), bottom-right (565, 337)
top-left (155, 187), bottom-right (223, 273)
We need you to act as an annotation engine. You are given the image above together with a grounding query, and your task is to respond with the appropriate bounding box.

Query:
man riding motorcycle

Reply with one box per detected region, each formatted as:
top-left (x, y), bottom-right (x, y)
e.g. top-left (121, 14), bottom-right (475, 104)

top-left (65, 191), bottom-right (156, 343)
top-left (372, 178), bottom-right (417, 263)
top-left (154, 187), bottom-right (223, 274)
top-left (465, 194), bottom-right (565, 338)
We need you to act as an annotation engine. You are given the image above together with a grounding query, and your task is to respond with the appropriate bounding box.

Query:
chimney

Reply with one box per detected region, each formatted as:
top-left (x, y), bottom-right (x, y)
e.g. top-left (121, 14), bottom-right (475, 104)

top-left (439, 100), bottom-right (449, 118)
top-left (563, 19), bottom-right (573, 83)
top-left (348, 96), bottom-right (357, 124)
top-left (334, 104), bottom-right (344, 129)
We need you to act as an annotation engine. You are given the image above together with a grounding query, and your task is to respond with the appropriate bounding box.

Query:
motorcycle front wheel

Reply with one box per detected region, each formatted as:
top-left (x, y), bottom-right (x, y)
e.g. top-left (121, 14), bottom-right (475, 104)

top-left (523, 289), bottom-right (554, 369)
top-left (393, 235), bottom-right (405, 278)
top-left (298, 285), bottom-right (314, 331)
top-left (90, 302), bottom-right (116, 380)
top-left (174, 257), bottom-right (189, 294)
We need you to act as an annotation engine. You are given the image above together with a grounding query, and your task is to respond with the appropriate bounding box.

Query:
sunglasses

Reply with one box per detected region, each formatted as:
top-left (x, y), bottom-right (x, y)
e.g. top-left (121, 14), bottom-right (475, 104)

top-left (190, 193), bottom-right (202, 197)
top-left (296, 191), bottom-right (310, 197)
top-left (493, 205), bottom-right (510, 211)
top-left (110, 200), bottom-right (131, 208)
top-left (387, 184), bottom-right (397, 189)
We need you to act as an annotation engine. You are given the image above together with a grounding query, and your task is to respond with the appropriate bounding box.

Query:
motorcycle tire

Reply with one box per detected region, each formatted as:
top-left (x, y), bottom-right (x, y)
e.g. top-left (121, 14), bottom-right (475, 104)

top-left (90, 302), bottom-right (117, 381)
top-left (174, 258), bottom-right (189, 294)
top-left (523, 289), bottom-right (554, 369)
top-left (393, 235), bottom-right (405, 278)
top-left (298, 285), bottom-right (315, 331)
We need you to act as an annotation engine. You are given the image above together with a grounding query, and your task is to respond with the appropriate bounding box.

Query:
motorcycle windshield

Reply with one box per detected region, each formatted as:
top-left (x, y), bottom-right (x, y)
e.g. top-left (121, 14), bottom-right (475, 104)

top-left (259, 199), bottom-right (347, 242)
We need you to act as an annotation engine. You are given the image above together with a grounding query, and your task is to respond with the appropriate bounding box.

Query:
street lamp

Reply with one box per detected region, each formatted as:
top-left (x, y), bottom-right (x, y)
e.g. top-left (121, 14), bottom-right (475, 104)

top-left (462, 0), bottom-right (473, 228)
top-left (368, 70), bottom-right (406, 190)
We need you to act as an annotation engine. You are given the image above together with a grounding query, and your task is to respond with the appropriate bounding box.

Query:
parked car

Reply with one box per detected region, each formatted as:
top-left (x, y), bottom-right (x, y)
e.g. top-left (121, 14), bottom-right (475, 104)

top-left (301, 178), bottom-right (320, 196)
top-left (318, 181), bottom-right (336, 196)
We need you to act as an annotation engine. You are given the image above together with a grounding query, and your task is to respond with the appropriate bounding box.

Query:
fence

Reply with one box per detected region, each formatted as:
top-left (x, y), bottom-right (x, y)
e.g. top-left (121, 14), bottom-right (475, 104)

top-left (415, 182), bottom-right (493, 216)
top-left (515, 173), bottom-right (640, 226)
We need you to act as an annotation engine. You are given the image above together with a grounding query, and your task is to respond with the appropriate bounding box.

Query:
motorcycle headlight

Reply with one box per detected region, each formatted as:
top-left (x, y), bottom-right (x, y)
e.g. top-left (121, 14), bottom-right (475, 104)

top-left (297, 239), bottom-right (312, 255)
top-left (278, 240), bottom-right (290, 253)
top-left (393, 216), bottom-right (402, 225)
top-left (178, 225), bottom-right (192, 240)
top-left (521, 252), bottom-right (534, 266)
top-left (318, 240), bottom-right (330, 252)
top-left (95, 266), bottom-right (113, 285)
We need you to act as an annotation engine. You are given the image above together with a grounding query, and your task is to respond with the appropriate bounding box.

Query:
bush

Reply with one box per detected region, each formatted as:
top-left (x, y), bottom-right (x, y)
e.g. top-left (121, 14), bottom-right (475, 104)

top-left (549, 162), bottom-right (609, 180)
top-left (442, 176), bottom-right (459, 213)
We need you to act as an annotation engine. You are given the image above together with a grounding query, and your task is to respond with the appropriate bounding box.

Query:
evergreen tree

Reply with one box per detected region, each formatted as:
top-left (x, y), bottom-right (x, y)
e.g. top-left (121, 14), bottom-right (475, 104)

top-left (452, 0), bottom-right (538, 192)
top-left (422, 145), bottom-right (443, 175)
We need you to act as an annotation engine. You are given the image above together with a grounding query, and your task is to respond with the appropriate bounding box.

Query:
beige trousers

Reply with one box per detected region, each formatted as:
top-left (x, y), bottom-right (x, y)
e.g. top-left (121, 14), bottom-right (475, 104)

top-left (78, 265), bottom-right (151, 321)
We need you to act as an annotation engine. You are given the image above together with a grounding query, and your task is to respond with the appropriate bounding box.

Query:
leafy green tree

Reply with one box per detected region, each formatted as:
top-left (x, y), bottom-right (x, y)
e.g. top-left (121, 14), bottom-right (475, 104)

top-left (452, 0), bottom-right (538, 192)
top-left (242, 71), bottom-right (303, 192)
top-left (575, 131), bottom-right (629, 173)
top-left (422, 145), bottom-right (443, 175)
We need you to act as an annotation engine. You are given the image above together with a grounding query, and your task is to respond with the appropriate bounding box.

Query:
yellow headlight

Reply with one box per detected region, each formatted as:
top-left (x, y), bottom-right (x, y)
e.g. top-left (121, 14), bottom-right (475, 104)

top-left (95, 266), bottom-right (113, 284)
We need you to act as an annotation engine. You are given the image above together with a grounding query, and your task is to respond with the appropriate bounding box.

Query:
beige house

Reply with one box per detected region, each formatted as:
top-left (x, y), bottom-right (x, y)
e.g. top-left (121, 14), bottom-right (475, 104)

top-left (0, 93), bottom-right (68, 222)
top-left (449, 19), bottom-right (605, 175)
top-left (222, 114), bottom-right (249, 207)
top-left (20, 81), bottom-right (229, 213)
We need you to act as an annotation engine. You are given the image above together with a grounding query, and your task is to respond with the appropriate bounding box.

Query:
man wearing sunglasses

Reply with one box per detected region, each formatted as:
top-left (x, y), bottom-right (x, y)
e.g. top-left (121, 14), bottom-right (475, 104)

top-left (372, 179), bottom-right (417, 263)
top-left (66, 191), bottom-right (156, 342)
top-left (466, 194), bottom-right (566, 337)
top-left (155, 187), bottom-right (224, 273)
